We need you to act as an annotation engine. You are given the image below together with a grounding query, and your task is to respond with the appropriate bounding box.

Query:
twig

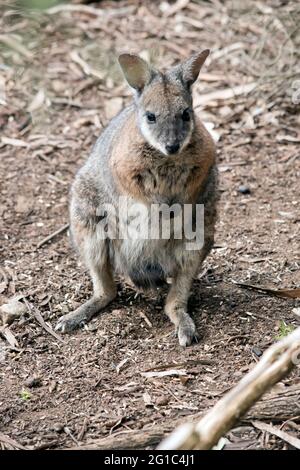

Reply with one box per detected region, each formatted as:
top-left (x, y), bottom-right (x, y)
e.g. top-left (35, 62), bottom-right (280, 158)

top-left (46, 4), bottom-right (135, 18)
top-left (70, 51), bottom-right (105, 81)
top-left (144, 359), bottom-right (213, 372)
top-left (139, 311), bottom-right (153, 328)
top-left (0, 34), bottom-right (33, 59)
top-left (234, 282), bottom-right (300, 299)
top-left (158, 327), bottom-right (300, 449)
top-left (252, 420), bottom-right (300, 450)
top-left (36, 223), bottom-right (69, 249)
top-left (207, 42), bottom-right (246, 65)
top-left (1, 137), bottom-right (28, 148)
top-left (64, 426), bottom-right (80, 446)
top-left (194, 82), bottom-right (257, 108)
top-left (24, 299), bottom-right (65, 344)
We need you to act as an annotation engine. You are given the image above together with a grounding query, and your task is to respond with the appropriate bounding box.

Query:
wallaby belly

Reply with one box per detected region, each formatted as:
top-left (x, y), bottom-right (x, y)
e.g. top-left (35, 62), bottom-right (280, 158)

top-left (105, 195), bottom-right (193, 288)
top-left (112, 236), bottom-right (184, 289)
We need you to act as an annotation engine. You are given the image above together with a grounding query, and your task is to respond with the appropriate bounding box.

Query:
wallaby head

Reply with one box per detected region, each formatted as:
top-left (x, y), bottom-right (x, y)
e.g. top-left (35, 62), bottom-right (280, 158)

top-left (118, 49), bottom-right (209, 156)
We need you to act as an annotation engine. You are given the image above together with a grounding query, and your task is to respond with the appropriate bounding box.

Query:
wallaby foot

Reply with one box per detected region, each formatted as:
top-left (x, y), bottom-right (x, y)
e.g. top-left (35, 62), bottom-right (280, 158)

top-left (55, 293), bottom-right (115, 333)
top-left (165, 301), bottom-right (199, 347)
top-left (176, 311), bottom-right (198, 347)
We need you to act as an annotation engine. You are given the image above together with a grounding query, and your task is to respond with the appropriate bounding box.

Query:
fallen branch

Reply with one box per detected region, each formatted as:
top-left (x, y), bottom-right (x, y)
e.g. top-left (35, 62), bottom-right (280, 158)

top-left (158, 327), bottom-right (300, 449)
top-left (68, 428), bottom-right (167, 451)
top-left (244, 385), bottom-right (300, 421)
top-left (68, 385), bottom-right (300, 450)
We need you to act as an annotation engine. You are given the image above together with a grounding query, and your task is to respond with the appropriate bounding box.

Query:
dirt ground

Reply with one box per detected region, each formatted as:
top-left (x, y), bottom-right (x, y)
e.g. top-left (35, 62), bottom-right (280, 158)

top-left (0, 0), bottom-right (299, 450)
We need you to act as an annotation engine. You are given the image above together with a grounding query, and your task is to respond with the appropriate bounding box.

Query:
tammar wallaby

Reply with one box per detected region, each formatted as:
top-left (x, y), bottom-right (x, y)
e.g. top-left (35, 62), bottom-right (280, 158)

top-left (56, 49), bottom-right (218, 346)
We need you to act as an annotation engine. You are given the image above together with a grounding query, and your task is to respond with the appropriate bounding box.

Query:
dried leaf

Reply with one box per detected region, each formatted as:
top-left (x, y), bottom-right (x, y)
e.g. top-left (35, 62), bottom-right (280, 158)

top-left (143, 391), bottom-right (153, 407)
top-left (0, 326), bottom-right (19, 348)
top-left (28, 89), bottom-right (45, 113)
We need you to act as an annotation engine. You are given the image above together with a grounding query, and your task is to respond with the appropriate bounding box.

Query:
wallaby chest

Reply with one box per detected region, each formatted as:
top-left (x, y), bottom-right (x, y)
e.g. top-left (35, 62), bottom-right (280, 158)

top-left (134, 161), bottom-right (201, 203)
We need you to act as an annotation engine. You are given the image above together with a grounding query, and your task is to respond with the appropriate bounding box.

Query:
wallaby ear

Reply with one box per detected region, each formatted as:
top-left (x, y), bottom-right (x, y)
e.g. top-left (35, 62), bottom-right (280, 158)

top-left (118, 54), bottom-right (153, 92)
top-left (180, 49), bottom-right (210, 87)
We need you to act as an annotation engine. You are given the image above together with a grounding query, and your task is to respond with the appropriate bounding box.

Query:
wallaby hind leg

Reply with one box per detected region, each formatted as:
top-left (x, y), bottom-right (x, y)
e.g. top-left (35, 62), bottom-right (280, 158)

top-left (165, 237), bottom-right (214, 347)
top-left (56, 224), bottom-right (116, 333)
top-left (165, 263), bottom-right (199, 347)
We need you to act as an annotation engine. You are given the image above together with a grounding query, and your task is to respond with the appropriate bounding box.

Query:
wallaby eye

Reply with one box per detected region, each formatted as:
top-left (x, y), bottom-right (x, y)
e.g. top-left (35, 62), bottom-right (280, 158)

top-left (146, 112), bottom-right (156, 123)
top-left (182, 108), bottom-right (190, 122)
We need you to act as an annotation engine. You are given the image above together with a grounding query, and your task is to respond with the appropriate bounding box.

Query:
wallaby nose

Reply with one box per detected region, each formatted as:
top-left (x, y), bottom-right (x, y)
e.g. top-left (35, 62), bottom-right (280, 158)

top-left (166, 143), bottom-right (180, 154)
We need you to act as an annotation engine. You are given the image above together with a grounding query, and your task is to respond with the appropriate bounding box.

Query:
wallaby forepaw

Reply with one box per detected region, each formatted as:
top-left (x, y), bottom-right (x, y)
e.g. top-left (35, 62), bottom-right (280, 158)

top-left (177, 315), bottom-right (198, 347)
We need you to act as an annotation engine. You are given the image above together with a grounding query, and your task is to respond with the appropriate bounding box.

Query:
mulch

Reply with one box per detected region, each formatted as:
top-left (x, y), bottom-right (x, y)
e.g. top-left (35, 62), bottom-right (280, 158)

top-left (0, 0), bottom-right (299, 450)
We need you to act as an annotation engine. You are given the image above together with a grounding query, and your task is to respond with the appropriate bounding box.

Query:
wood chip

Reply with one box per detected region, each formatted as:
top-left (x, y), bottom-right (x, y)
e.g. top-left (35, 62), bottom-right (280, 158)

top-left (143, 391), bottom-right (153, 407)
top-left (0, 325), bottom-right (19, 348)
top-left (115, 358), bottom-right (129, 374)
top-left (276, 135), bottom-right (300, 144)
top-left (138, 311), bottom-right (153, 328)
top-left (163, 0), bottom-right (190, 17)
top-left (1, 137), bottom-right (28, 147)
top-left (70, 50), bottom-right (105, 80)
top-left (0, 34), bottom-right (33, 59)
top-left (0, 432), bottom-right (27, 450)
top-left (141, 369), bottom-right (188, 378)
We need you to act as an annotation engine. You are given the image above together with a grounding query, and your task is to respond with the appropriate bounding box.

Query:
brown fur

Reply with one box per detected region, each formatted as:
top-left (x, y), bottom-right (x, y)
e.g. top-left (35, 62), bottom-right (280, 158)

top-left (111, 115), bottom-right (215, 205)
